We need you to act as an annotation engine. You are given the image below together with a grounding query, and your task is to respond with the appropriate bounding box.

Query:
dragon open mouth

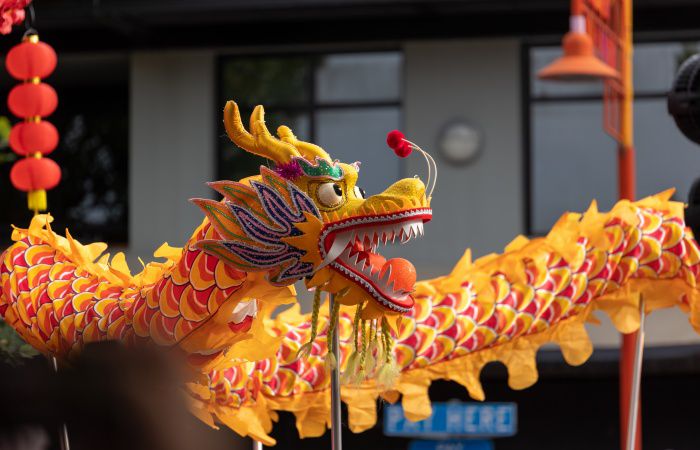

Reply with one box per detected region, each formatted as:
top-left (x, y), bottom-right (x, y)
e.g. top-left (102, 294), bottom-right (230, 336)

top-left (319, 208), bottom-right (432, 313)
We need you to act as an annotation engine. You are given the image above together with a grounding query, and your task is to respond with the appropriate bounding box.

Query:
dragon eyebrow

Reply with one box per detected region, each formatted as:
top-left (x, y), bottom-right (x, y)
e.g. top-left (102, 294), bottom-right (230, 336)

top-left (295, 157), bottom-right (344, 180)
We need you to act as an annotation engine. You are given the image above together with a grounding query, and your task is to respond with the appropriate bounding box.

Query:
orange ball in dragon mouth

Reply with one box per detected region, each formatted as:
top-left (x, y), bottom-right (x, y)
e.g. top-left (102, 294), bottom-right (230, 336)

top-left (380, 258), bottom-right (417, 293)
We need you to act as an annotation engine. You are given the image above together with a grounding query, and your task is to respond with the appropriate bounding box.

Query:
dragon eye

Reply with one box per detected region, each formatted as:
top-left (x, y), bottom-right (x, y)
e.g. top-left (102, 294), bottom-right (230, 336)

top-left (317, 182), bottom-right (344, 208)
top-left (353, 186), bottom-right (366, 199)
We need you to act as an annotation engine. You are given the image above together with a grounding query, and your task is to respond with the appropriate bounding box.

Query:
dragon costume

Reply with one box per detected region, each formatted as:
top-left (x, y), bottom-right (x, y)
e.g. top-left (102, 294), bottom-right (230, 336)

top-left (2, 101), bottom-right (700, 444)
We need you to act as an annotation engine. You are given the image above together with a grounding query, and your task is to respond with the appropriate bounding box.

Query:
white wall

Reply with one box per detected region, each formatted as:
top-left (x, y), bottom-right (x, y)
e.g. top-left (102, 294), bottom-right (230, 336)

top-left (128, 50), bottom-right (216, 264)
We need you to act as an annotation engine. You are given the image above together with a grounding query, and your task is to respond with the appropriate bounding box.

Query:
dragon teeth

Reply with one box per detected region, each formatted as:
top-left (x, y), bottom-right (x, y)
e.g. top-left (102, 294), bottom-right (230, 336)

top-left (335, 219), bottom-right (425, 248)
top-left (317, 209), bottom-right (432, 278)
top-left (332, 253), bottom-right (408, 309)
top-left (353, 252), bottom-right (361, 265)
top-left (382, 264), bottom-right (392, 283)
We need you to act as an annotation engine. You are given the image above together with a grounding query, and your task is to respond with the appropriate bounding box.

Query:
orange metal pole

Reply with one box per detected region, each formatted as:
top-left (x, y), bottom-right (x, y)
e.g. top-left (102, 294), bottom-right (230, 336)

top-left (618, 0), bottom-right (641, 449)
top-left (571, 0), bottom-right (584, 15)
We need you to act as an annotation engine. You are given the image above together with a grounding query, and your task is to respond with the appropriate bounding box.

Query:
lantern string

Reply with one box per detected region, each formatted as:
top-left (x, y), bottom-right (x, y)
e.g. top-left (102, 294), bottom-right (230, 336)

top-left (23, 4), bottom-right (36, 36)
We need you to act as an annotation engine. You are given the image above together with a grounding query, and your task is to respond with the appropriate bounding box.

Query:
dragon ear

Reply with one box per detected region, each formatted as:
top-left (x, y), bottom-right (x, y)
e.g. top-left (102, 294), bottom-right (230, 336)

top-left (191, 169), bottom-right (321, 286)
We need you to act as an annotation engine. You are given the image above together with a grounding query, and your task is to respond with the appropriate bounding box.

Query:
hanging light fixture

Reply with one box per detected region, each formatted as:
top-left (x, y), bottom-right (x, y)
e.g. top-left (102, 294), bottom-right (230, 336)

top-left (538, 15), bottom-right (620, 81)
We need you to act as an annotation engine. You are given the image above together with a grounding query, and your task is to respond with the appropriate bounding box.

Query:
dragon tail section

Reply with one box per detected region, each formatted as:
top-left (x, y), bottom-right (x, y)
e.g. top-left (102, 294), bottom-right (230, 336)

top-left (0, 214), bottom-right (146, 356)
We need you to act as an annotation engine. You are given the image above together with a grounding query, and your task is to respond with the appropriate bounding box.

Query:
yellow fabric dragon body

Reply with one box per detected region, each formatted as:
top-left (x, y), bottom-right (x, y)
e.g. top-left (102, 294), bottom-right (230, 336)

top-left (2, 101), bottom-right (700, 444)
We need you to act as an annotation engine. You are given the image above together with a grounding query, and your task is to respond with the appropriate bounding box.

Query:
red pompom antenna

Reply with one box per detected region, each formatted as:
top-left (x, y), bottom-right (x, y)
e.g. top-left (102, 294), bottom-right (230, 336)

top-left (385, 129), bottom-right (438, 199)
top-left (386, 129), bottom-right (412, 158)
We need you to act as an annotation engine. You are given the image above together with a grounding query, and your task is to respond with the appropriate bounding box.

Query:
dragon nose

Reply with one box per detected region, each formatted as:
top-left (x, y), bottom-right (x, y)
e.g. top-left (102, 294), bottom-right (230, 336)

top-left (381, 178), bottom-right (427, 198)
top-left (360, 178), bottom-right (429, 213)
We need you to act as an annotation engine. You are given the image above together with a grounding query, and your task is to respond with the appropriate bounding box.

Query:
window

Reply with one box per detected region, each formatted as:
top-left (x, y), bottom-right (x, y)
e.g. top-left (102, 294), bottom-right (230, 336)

top-left (0, 53), bottom-right (129, 245)
top-left (217, 51), bottom-right (402, 195)
top-left (526, 41), bottom-right (700, 235)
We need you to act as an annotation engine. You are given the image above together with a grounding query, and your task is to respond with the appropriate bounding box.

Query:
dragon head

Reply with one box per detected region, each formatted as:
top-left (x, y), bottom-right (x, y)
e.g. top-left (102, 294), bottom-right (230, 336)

top-left (193, 101), bottom-right (432, 320)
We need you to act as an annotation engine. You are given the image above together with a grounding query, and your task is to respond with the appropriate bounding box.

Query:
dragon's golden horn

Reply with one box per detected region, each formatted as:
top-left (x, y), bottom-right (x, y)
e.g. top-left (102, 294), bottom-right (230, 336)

top-left (223, 101), bottom-right (300, 163)
top-left (250, 105), bottom-right (301, 163)
top-left (277, 125), bottom-right (331, 162)
top-left (224, 101), bottom-right (256, 150)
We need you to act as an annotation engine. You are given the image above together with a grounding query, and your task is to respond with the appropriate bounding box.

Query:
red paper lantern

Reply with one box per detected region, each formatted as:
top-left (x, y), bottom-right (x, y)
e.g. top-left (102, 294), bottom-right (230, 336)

top-left (6, 33), bottom-right (61, 213)
top-left (5, 39), bottom-right (57, 80)
top-left (7, 82), bottom-right (57, 118)
top-left (9, 121), bottom-right (59, 155)
top-left (10, 156), bottom-right (61, 192)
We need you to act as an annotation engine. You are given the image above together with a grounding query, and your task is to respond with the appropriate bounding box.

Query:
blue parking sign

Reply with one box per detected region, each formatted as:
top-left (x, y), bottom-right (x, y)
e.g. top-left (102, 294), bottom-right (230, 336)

top-left (409, 440), bottom-right (494, 450)
top-left (383, 402), bottom-right (517, 438)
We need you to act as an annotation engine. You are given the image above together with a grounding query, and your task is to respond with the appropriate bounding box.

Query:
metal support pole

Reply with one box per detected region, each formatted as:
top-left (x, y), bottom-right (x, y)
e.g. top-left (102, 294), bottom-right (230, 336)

top-left (51, 356), bottom-right (71, 450)
top-left (618, 0), bottom-right (640, 448)
top-left (619, 144), bottom-right (640, 450)
top-left (329, 295), bottom-right (342, 450)
top-left (626, 298), bottom-right (645, 450)
top-left (252, 440), bottom-right (263, 450)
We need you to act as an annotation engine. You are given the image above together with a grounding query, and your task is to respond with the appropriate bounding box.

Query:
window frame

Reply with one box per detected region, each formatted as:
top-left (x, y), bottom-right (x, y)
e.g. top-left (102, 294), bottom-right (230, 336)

top-left (215, 47), bottom-right (404, 181)
top-left (522, 32), bottom-right (700, 236)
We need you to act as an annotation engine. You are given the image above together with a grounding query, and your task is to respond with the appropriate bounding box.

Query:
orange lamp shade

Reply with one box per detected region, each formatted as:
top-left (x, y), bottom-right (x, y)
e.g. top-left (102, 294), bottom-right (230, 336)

top-left (5, 40), bottom-right (57, 80)
top-left (9, 121), bottom-right (59, 156)
top-left (7, 82), bottom-right (58, 118)
top-left (538, 31), bottom-right (620, 81)
top-left (10, 156), bottom-right (61, 192)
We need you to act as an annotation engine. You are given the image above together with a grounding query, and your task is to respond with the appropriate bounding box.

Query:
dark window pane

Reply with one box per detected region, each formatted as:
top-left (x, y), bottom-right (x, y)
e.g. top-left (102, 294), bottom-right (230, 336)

top-left (220, 57), bottom-right (311, 107)
top-left (0, 53), bottom-right (128, 246)
top-left (531, 101), bottom-right (617, 234)
top-left (315, 107), bottom-right (400, 196)
top-left (530, 97), bottom-right (700, 235)
top-left (316, 52), bottom-right (402, 104)
top-left (634, 98), bottom-right (700, 202)
top-left (216, 51), bottom-right (402, 184)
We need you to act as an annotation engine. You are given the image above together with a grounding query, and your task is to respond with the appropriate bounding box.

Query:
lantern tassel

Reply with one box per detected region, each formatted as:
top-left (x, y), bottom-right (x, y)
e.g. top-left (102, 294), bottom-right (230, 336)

top-left (27, 189), bottom-right (47, 212)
